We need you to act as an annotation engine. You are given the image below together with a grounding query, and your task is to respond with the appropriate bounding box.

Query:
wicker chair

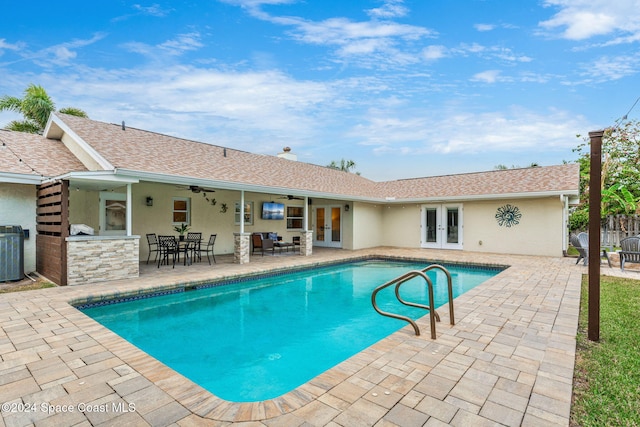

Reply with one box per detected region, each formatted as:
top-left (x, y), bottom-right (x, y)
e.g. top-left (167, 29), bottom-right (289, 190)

top-left (251, 233), bottom-right (274, 256)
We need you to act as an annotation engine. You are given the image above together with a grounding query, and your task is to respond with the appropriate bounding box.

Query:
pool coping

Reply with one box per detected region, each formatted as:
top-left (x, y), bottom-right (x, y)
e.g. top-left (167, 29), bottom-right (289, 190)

top-left (0, 248), bottom-right (583, 426)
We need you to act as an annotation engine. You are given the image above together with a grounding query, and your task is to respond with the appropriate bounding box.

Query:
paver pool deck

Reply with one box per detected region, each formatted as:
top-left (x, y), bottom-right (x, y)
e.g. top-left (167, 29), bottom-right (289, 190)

top-left (0, 247), bottom-right (631, 426)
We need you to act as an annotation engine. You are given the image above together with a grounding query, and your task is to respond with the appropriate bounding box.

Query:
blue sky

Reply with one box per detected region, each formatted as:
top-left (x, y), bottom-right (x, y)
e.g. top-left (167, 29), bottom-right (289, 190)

top-left (1, 0), bottom-right (639, 181)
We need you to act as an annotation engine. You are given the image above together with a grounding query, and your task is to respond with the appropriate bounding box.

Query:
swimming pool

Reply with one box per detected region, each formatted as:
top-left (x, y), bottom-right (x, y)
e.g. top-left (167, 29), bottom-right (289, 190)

top-left (80, 259), bottom-right (500, 402)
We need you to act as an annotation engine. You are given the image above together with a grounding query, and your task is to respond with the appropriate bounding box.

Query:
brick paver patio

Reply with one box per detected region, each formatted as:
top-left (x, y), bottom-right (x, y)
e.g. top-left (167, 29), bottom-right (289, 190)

top-left (1, 247), bottom-right (630, 426)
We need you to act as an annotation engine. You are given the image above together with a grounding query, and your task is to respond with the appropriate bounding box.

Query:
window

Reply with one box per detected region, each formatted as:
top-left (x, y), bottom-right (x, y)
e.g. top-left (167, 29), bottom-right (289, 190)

top-left (100, 192), bottom-right (127, 236)
top-left (286, 206), bottom-right (304, 229)
top-left (173, 197), bottom-right (191, 225)
top-left (235, 202), bottom-right (254, 225)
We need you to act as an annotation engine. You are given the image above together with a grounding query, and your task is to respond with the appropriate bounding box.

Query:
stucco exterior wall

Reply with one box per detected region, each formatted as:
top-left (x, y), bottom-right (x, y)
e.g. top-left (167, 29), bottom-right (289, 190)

top-left (0, 183), bottom-right (36, 273)
top-left (132, 184), bottom-right (310, 262)
top-left (351, 202), bottom-right (384, 250)
top-left (64, 182), bottom-right (567, 262)
top-left (464, 197), bottom-right (565, 256)
top-left (64, 183), bottom-right (316, 263)
top-left (379, 203), bottom-right (422, 248)
top-left (373, 198), bottom-right (565, 257)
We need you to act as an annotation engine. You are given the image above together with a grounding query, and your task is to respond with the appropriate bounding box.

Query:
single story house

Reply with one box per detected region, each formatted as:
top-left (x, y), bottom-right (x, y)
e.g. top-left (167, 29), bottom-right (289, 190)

top-left (0, 112), bottom-right (579, 285)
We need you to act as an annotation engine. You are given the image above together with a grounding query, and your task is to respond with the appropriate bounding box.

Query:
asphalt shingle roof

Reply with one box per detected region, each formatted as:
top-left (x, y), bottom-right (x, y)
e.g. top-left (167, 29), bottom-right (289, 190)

top-left (0, 129), bottom-right (87, 178)
top-left (376, 164), bottom-right (580, 199)
top-left (3, 113), bottom-right (579, 201)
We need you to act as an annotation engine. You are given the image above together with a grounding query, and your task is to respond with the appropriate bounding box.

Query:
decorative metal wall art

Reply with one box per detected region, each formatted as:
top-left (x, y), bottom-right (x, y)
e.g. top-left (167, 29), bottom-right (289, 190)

top-left (495, 204), bottom-right (522, 227)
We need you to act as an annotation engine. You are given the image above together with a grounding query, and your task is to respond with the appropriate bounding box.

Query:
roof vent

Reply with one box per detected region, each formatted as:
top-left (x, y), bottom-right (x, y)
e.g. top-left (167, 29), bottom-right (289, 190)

top-left (122, 121), bottom-right (125, 131)
top-left (277, 146), bottom-right (297, 161)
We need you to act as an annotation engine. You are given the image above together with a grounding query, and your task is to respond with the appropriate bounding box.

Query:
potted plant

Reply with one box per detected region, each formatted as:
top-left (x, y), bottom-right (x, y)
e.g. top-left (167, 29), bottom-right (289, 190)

top-left (173, 223), bottom-right (190, 241)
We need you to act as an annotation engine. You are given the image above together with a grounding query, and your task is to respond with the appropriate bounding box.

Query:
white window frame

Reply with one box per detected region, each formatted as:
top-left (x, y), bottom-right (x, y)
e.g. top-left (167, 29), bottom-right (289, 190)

top-left (235, 201), bottom-right (254, 225)
top-left (172, 197), bottom-right (191, 226)
top-left (286, 205), bottom-right (304, 230)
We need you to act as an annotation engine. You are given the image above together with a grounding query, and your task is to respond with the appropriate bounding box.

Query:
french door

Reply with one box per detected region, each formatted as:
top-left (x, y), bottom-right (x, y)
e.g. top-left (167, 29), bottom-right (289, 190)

top-left (313, 206), bottom-right (342, 247)
top-left (421, 204), bottom-right (463, 249)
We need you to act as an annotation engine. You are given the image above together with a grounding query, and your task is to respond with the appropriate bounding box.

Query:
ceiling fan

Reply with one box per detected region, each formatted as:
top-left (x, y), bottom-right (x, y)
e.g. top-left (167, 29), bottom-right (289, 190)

top-left (177, 185), bottom-right (216, 194)
top-left (278, 195), bottom-right (304, 200)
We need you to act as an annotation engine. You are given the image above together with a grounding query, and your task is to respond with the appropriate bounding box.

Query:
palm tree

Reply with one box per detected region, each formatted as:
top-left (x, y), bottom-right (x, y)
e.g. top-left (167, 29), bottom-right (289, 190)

top-left (0, 84), bottom-right (88, 134)
top-left (327, 158), bottom-right (359, 174)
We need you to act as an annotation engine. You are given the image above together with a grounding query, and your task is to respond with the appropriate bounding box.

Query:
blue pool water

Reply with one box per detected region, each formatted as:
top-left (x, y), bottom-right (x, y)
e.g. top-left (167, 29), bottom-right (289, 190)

top-left (80, 260), bottom-right (500, 402)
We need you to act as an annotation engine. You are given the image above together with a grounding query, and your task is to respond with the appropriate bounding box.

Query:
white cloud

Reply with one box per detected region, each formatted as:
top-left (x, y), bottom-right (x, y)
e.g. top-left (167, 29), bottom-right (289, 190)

top-left (222, 1), bottom-right (436, 69)
top-left (25, 33), bottom-right (107, 67)
top-left (567, 52), bottom-right (640, 84)
top-left (539, 0), bottom-right (640, 41)
top-left (123, 33), bottom-right (204, 57)
top-left (159, 32), bottom-right (204, 55)
top-left (455, 43), bottom-right (532, 63)
top-left (366, 0), bottom-right (409, 19)
top-left (474, 24), bottom-right (495, 32)
top-left (349, 106), bottom-right (590, 157)
top-left (132, 4), bottom-right (172, 17)
top-left (0, 39), bottom-right (23, 55)
top-left (422, 45), bottom-right (447, 61)
top-left (471, 70), bottom-right (502, 83)
top-left (17, 64), bottom-right (336, 154)
top-left (283, 17), bottom-right (432, 45)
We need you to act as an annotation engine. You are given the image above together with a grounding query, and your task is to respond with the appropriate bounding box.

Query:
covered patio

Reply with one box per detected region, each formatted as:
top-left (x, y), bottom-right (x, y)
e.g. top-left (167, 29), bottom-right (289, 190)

top-left (0, 248), bottom-right (584, 426)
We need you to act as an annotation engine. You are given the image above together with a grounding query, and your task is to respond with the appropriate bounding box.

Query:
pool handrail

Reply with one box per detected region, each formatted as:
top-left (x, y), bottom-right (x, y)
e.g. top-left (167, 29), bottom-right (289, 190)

top-left (420, 264), bottom-right (455, 326)
top-left (371, 270), bottom-right (438, 339)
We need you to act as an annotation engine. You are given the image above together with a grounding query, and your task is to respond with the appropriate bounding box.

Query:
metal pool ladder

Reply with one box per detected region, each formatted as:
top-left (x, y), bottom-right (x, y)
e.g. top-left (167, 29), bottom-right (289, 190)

top-left (371, 265), bottom-right (455, 339)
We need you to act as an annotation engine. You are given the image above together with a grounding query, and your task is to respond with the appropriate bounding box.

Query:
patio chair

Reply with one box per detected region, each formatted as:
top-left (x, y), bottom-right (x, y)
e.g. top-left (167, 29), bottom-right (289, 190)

top-left (292, 235), bottom-right (301, 252)
top-left (157, 235), bottom-right (179, 268)
top-left (252, 233), bottom-right (275, 256)
top-left (187, 232), bottom-right (202, 262)
top-left (146, 233), bottom-right (160, 264)
top-left (570, 232), bottom-right (611, 267)
top-left (620, 236), bottom-right (640, 271)
top-left (198, 234), bottom-right (217, 265)
top-left (570, 233), bottom-right (588, 265)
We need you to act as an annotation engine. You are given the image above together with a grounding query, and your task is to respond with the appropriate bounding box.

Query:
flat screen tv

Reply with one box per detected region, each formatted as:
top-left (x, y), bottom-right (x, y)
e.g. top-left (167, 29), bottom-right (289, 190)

top-left (262, 202), bottom-right (285, 220)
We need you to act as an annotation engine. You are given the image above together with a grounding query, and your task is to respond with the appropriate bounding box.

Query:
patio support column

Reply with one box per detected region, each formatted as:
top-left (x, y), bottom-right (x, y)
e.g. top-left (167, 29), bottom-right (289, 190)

top-left (240, 190), bottom-right (245, 234)
top-left (234, 232), bottom-right (251, 264)
top-left (234, 190), bottom-right (250, 263)
top-left (299, 196), bottom-right (312, 255)
top-left (126, 183), bottom-right (132, 236)
top-left (299, 230), bottom-right (313, 256)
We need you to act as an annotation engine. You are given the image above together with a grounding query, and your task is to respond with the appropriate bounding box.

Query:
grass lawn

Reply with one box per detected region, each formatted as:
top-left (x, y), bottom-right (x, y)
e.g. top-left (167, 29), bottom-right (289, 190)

top-left (571, 275), bottom-right (640, 426)
top-left (0, 279), bottom-right (56, 293)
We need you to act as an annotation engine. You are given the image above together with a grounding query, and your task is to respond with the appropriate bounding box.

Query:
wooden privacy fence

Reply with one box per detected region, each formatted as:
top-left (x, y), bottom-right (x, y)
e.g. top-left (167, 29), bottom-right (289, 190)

top-left (601, 214), bottom-right (640, 248)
